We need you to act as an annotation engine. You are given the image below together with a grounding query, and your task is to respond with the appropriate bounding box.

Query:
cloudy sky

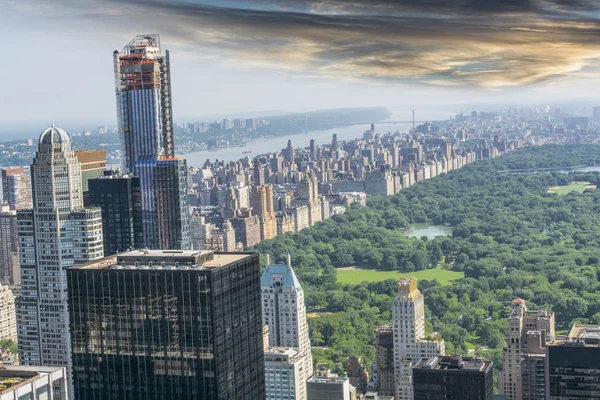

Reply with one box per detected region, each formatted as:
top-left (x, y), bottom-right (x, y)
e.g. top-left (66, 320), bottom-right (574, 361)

top-left (2, 0), bottom-right (600, 133)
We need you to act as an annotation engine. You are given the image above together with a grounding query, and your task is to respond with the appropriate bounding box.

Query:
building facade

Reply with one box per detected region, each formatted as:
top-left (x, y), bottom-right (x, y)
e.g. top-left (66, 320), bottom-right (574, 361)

top-left (375, 325), bottom-right (395, 396)
top-left (261, 256), bottom-right (314, 398)
top-left (114, 34), bottom-right (174, 175)
top-left (0, 204), bottom-right (19, 285)
top-left (16, 127), bottom-right (104, 374)
top-left (88, 172), bottom-right (143, 256)
top-left (548, 324), bottom-right (600, 400)
top-left (114, 35), bottom-right (189, 251)
top-left (68, 250), bottom-right (265, 400)
top-left (1, 167), bottom-right (32, 211)
top-left (0, 366), bottom-right (69, 400)
top-left (412, 356), bottom-right (494, 400)
top-left (499, 298), bottom-right (555, 400)
top-left (0, 283), bottom-right (17, 342)
top-left (264, 347), bottom-right (307, 400)
top-left (137, 156), bottom-right (190, 250)
top-left (392, 277), bottom-right (445, 400)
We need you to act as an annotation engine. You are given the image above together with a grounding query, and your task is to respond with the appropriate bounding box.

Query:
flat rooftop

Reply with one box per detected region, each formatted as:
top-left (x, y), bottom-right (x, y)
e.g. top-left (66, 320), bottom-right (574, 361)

top-left (0, 366), bottom-right (64, 394)
top-left (71, 250), bottom-right (255, 271)
top-left (555, 324), bottom-right (600, 347)
top-left (414, 356), bottom-right (491, 372)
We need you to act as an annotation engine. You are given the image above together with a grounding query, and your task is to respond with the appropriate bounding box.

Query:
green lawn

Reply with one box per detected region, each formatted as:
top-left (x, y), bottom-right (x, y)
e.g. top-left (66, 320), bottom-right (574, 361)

top-left (336, 267), bottom-right (464, 286)
top-left (548, 181), bottom-right (596, 195)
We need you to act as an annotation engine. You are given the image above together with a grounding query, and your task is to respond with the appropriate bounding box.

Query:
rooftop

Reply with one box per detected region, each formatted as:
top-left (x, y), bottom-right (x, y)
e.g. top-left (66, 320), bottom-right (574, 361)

top-left (414, 356), bottom-right (492, 372)
top-left (71, 250), bottom-right (255, 271)
top-left (0, 366), bottom-right (64, 395)
top-left (555, 324), bottom-right (600, 347)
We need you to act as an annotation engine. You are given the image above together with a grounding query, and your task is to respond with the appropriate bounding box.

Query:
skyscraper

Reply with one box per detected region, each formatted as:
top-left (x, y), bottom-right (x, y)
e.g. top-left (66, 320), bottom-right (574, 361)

top-left (498, 298), bottom-right (555, 400)
top-left (114, 34), bottom-right (174, 175)
top-left (392, 277), bottom-right (445, 400)
top-left (547, 324), bottom-right (600, 399)
top-left (375, 325), bottom-right (395, 396)
top-left (0, 203), bottom-right (19, 285)
top-left (68, 250), bottom-right (265, 400)
top-left (261, 255), bottom-right (314, 399)
top-left (114, 35), bottom-right (190, 250)
top-left (412, 356), bottom-right (493, 400)
top-left (1, 167), bottom-right (32, 211)
top-left (17, 126), bottom-right (104, 373)
top-left (87, 171), bottom-right (143, 256)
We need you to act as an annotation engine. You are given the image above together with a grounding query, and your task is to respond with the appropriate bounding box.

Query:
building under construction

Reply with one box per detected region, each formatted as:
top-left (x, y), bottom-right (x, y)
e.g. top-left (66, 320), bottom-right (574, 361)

top-left (113, 34), bottom-right (174, 174)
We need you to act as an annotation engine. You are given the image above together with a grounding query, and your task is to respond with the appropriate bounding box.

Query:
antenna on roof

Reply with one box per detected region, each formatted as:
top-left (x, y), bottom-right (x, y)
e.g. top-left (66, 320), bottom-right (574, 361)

top-left (287, 254), bottom-right (291, 268)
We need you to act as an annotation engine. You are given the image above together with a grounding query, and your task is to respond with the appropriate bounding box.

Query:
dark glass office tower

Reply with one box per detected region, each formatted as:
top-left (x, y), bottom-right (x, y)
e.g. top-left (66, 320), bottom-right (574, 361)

top-left (88, 172), bottom-right (143, 256)
top-left (68, 250), bottom-right (265, 400)
top-left (412, 356), bottom-right (494, 400)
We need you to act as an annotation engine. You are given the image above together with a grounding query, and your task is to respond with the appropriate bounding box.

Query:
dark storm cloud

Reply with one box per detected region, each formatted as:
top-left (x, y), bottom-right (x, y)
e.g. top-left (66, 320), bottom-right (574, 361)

top-left (25, 0), bottom-right (600, 87)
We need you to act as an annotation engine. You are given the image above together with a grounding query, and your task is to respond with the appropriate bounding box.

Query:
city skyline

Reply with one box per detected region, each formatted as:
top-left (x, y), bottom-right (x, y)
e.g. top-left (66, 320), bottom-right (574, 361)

top-left (2, 0), bottom-right (600, 133)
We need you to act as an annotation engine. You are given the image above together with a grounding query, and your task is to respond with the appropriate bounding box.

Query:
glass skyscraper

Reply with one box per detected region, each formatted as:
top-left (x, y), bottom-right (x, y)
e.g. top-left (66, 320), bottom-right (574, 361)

top-left (114, 34), bottom-right (189, 249)
top-left (68, 250), bottom-right (265, 400)
top-left (16, 126), bottom-right (104, 377)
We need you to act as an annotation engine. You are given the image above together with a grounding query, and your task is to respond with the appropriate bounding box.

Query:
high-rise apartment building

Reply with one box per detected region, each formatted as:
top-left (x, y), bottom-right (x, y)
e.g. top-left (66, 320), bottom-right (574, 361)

top-left (264, 347), bottom-right (309, 400)
top-left (262, 256), bottom-right (314, 398)
top-left (68, 250), bottom-right (265, 400)
top-left (114, 35), bottom-right (189, 250)
top-left (412, 356), bottom-right (493, 400)
top-left (114, 34), bottom-right (174, 174)
top-left (16, 126), bottom-right (104, 374)
top-left (499, 298), bottom-right (555, 400)
top-left (0, 282), bottom-right (17, 342)
top-left (307, 364), bottom-right (356, 400)
top-left (0, 204), bottom-right (19, 285)
top-left (88, 172), bottom-right (143, 256)
top-left (1, 167), bottom-right (32, 210)
top-left (392, 277), bottom-right (445, 400)
top-left (547, 324), bottom-right (600, 399)
top-left (375, 325), bottom-right (395, 396)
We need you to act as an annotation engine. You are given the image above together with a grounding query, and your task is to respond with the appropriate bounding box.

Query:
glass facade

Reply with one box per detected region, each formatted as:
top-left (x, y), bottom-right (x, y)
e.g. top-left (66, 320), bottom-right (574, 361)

top-left (68, 252), bottom-right (265, 400)
top-left (88, 174), bottom-right (143, 256)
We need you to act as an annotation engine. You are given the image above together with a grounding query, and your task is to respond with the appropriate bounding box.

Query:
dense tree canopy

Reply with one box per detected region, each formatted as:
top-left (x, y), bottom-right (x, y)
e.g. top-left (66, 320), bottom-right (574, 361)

top-left (253, 144), bottom-right (600, 374)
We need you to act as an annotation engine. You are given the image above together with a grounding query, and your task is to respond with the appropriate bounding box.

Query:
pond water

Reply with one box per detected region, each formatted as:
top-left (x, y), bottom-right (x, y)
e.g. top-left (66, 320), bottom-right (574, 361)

top-left (403, 223), bottom-right (453, 239)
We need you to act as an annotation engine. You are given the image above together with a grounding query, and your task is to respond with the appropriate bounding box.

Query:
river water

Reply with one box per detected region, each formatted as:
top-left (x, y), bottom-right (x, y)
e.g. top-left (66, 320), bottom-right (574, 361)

top-left (183, 109), bottom-right (455, 167)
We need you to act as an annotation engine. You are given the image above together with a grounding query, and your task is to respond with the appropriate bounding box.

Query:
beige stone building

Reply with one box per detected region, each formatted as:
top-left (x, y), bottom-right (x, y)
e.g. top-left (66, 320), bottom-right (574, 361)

top-left (0, 282), bottom-right (17, 342)
top-left (392, 277), bottom-right (445, 400)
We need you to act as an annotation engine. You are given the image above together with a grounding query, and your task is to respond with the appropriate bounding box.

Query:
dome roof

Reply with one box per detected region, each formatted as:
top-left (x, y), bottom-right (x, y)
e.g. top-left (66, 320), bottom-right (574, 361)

top-left (39, 125), bottom-right (70, 145)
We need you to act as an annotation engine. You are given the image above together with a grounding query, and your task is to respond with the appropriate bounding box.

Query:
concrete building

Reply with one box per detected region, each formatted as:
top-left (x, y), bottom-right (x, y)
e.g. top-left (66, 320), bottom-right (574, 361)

top-left (68, 250), bottom-right (265, 400)
top-left (499, 298), bottom-right (555, 400)
top-left (1, 167), bottom-right (32, 211)
top-left (392, 277), bottom-right (445, 400)
top-left (0, 205), bottom-right (19, 285)
top-left (548, 324), bottom-right (600, 400)
top-left (264, 347), bottom-right (307, 400)
top-left (375, 325), bottom-right (395, 396)
top-left (16, 127), bottom-right (104, 379)
top-left (0, 283), bottom-right (17, 342)
top-left (261, 256), bottom-right (313, 391)
top-left (0, 366), bottom-right (69, 400)
top-left (412, 356), bottom-right (494, 400)
top-left (307, 364), bottom-right (356, 400)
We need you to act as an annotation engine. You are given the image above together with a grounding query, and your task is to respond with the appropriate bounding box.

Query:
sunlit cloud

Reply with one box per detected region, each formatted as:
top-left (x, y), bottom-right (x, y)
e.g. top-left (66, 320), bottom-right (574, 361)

top-left (7, 0), bottom-right (600, 88)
